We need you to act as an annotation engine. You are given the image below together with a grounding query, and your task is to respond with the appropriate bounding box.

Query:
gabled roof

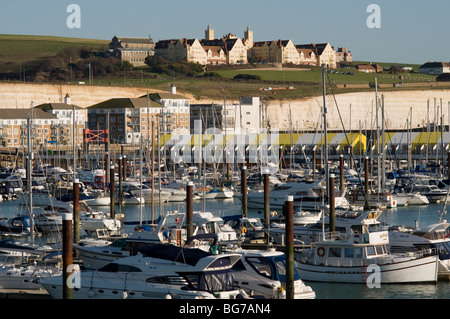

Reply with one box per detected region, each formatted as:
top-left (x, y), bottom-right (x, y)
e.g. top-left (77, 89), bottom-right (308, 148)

top-left (419, 62), bottom-right (450, 69)
top-left (88, 98), bottom-right (161, 109)
top-left (36, 103), bottom-right (82, 111)
top-left (114, 36), bottom-right (154, 44)
top-left (144, 92), bottom-right (188, 101)
top-left (0, 108), bottom-right (57, 120)
top-left (356, 64), bottom-right (375, 70)
top-left (295, 43), bottom-right (330, 56)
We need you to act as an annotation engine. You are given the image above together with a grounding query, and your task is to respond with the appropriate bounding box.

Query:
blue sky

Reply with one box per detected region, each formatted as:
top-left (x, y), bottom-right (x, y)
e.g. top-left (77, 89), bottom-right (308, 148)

top-left (1, 0), bottom-right (449, 64)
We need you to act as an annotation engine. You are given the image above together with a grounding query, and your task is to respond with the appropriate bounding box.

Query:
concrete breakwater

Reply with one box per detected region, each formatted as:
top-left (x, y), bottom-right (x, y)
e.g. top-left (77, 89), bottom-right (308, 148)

top-left (1, 82), bottom-right (450, 131)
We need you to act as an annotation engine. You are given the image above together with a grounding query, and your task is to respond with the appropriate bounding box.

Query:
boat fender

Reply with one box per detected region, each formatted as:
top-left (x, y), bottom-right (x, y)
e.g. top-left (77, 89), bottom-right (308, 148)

top-left (122, 290), bottom-right (128, 299)
top-left (317, 246), bottom-right (325, 257)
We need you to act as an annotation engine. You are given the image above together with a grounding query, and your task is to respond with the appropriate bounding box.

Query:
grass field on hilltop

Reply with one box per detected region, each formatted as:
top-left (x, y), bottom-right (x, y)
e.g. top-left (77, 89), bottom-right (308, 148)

top-left (213, 64), bottom-right (436, 85)
top-left (0, 34), bottom-right (108, 73)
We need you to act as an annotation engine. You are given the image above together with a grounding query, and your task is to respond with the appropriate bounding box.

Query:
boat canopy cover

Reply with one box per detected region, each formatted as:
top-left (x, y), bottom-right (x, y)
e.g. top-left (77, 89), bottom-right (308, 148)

top-left (138, 244), bottom-right (212, 266)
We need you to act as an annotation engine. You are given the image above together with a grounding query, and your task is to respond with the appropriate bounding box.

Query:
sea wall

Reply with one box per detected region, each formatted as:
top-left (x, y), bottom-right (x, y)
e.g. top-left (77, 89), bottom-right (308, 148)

top-left (1, 82), bottom-right (450, 131)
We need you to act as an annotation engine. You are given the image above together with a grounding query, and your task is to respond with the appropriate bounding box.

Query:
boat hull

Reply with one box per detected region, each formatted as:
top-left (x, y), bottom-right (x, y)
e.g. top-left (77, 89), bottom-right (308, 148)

top-left (296, 255), bottom-right (438, 284)
top-left (40, 272), bottom-right (238, 299)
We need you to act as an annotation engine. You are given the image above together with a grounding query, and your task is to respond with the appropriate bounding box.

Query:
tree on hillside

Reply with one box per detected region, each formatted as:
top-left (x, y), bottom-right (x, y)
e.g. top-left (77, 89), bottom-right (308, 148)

top-left (144, 55), bottom-right (203, 76)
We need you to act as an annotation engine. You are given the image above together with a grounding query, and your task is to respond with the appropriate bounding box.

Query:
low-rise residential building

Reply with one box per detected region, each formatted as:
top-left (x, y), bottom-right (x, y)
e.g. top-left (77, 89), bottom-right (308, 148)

top-left (419, 62), bottom-right (450, 75)
top-left (0, 95), bottom-right (85, 148)
top-left (87, 86), bottom-right (190, 144)
top-left (190, 96), bottom-right (262, 135)
top-left (0, 109), bottom-right (56, 148)
top-left (35, 97), bottom-right (86, 146)
top-left (356, 64), bottom-right (376, 73)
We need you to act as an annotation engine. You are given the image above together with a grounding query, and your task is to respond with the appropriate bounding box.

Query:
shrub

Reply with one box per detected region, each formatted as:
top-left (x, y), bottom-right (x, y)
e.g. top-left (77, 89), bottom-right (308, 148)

top-left (233, 74), bottom-right (262, 80)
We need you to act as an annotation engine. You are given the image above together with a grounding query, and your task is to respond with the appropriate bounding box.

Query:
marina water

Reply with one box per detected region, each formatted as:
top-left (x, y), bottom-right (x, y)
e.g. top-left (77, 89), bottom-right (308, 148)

top-left (1, 198), bottom-right (450, 299)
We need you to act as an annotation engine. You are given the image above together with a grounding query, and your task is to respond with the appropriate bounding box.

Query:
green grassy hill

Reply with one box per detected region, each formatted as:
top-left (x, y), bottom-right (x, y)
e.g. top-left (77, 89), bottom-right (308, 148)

top-left (0, 34), bottom-right (446, 101)
top-left (0, 34), bottom-right (108, 74)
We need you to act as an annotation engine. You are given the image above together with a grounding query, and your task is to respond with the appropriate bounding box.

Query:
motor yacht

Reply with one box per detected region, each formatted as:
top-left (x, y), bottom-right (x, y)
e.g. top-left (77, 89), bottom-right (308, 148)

top-left (40, 244), bottom-right (247, 299)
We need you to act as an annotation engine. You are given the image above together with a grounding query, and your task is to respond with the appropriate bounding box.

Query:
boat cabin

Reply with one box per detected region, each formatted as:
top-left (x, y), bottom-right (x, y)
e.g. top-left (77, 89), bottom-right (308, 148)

top-left (309, 231), bottom-right (390, 267)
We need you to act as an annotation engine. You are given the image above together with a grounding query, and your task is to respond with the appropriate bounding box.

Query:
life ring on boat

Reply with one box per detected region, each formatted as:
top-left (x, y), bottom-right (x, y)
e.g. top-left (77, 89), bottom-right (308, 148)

top-left (354, 234), bottom-right (360, 244)
top-left (317, 247), bottom-right (325, 257)
top-left (241, 227), bottom-right (247, 234)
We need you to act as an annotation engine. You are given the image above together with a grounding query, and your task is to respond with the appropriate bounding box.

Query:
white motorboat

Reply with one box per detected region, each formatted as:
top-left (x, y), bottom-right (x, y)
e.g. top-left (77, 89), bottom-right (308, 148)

top-left (244, 180), bottom-right (325, 211)
top-left (121, 181), bottom-right (171, 204)
top-left (295, 229), bottom-right (439, 284)
top-left (388, 221), bottom-right (450, 274)
top-left (192, 211), bottom-right (240, 245)
top-left (229, 247), bottom-right (315, 299)
top-left (392, 192), bottom-right (429, 206)
top-left (0, 239), bottom-right (55, 265)
top-left (40, 244), bottom-right (247, 299)
top-left (216, 187), bottom-right (234, 199)
top-left (0, 262), bottom-right (61, 290)
top-left (401, 184), bottom-right (448, 203)
top-left (243, 180), bottom-right (349, 212)
top-left (347, 189), bottom-right (397, 208)
top-left (164, 188), bottom-right (187, 202)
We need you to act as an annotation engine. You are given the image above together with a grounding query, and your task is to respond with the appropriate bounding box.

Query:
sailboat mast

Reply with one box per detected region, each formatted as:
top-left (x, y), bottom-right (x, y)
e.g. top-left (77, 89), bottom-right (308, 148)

top-left (322, 65), bottom-right (329, 201)
top-left (28, 102), bottom-right (34, 245)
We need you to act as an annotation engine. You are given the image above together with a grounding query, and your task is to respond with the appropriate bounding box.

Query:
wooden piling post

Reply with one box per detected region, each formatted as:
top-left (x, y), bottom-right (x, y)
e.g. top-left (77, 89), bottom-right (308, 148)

top-left (186, 181), bottom-right (194, 239)
top-left (118, 157), bottom-right (123, 205)
top-left (62, 213), bottom-right (73, 299)
top-left (241, 165), bottom-right (247, 217)
top-left (284, 195), bottom-right (294, 299)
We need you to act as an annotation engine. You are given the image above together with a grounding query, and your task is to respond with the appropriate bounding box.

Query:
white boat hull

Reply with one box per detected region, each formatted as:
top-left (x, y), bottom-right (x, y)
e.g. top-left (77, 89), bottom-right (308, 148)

top-left (40, 271), bottom-right (236, 299)
top-left (0, 265), bottom-right (61, 290)
top-left (296, 255), bottom-right (438, 283)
